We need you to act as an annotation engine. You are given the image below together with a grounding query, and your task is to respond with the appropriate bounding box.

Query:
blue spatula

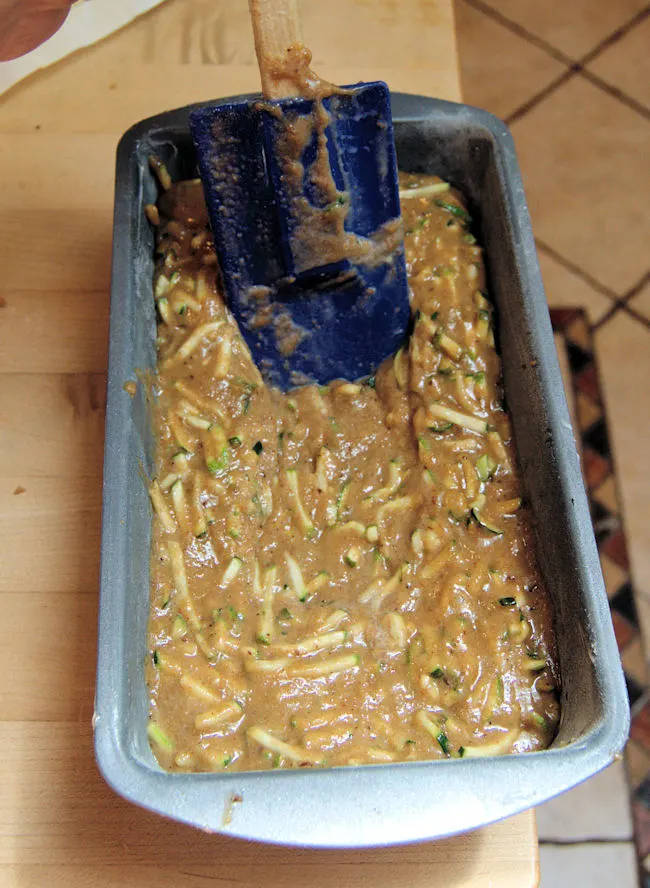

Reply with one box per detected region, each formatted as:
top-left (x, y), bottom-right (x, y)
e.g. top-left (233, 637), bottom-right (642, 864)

top-left (189, 0), bottom-right (410, 390)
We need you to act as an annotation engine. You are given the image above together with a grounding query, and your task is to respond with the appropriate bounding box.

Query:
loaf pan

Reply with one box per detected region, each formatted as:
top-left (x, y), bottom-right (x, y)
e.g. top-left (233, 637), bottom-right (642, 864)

top-left (95, 93), bottom-right (629, 847)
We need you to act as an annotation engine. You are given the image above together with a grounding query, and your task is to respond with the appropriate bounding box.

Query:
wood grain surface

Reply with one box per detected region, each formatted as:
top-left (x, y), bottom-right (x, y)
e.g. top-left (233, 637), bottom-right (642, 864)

top-left (0, 1), bottom-right (539, 885)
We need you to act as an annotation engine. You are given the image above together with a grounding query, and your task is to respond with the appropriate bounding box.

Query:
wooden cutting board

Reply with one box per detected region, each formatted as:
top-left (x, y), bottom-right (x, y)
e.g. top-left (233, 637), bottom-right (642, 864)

top-left (0, 1), bottom-right (539, 885)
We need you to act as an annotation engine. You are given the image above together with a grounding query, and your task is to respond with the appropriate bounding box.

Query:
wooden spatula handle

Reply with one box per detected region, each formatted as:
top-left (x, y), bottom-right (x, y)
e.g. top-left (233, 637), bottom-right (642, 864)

top-left (249, 0), bottom-right (304, 99)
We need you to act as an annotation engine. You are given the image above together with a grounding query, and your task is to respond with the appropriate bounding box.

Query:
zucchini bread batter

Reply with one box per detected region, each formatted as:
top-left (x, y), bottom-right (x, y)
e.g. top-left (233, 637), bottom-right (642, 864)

top-left (145, 167), bottom-right (560, 771)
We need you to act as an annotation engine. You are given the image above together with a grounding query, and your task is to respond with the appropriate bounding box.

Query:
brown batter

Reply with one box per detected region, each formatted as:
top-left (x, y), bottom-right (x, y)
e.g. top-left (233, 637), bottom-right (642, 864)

top-left (245, 6), bottom-right (399, 281)
top-left (144, 171), bottom-right (560, 772)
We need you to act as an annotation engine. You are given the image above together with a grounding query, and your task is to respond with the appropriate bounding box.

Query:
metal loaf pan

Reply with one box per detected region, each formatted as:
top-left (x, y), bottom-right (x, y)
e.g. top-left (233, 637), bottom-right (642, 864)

top-left (95, 93), bottom-right (629, 847)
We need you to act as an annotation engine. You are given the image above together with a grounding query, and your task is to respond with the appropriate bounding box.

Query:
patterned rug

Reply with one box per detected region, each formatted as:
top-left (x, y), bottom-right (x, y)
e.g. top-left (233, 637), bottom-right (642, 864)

top-left (551, 308), bottom-right (649, 885)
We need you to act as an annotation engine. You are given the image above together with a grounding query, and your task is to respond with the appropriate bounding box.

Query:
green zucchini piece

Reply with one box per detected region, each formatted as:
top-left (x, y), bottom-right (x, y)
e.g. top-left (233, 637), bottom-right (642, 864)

top-left (222, 556), bottom-right (243, 586)
top-left (206, 451), bottom-right (228, 475)
top-left (472, 510), bottom-right (503, 535)
top-left (147, 722), bottom-right (173, 753)
top-left (434, 199), bottom-right (472, 225)
top-left (436, 732), bottom-right (451, 756)
top-left (366, 524), bottom-right (379, 543)
top-left (344, 547), bottom-right (360, 567)
top-left (172, 614), bottom-right (188, 637)
top-left (475, 453), bottom-right (497, 482)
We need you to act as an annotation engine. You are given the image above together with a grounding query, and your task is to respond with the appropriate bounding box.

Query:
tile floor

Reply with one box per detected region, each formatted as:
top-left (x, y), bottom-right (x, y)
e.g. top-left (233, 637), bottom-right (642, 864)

top-left (455, 1), bottom-right (650, 884)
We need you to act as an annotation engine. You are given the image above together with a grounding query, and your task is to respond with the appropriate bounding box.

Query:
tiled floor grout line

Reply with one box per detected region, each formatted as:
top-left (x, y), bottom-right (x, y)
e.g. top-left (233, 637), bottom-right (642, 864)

top-left (505, 68), bottom-right (579, 126)
top-left (581, 69), bottom-right (650, 122)
top-left (505, 64), bottom-right (650, 129)
top-left (592, 272), bottom-right (650, 332)
top-left (533, 243), bottom-right (650, 334)
top-left (535, 239), bottom-right (619, 302)
top-left (458, 0), bottom-right (575, 65)
top-left (578, 4), bottom-right (650, 66)
top-left (461, 0), bottom-right (650, 70)
top-left (593, 302), bottom-right (623, 331)
top-left (621, 302), bottom-right (650, 331)
top-left (592, 301), bottom-right (650, 334)
top-left (621, 271), bottom-right (650, 305)
top-left (461, 0), bottom-right (650, 126)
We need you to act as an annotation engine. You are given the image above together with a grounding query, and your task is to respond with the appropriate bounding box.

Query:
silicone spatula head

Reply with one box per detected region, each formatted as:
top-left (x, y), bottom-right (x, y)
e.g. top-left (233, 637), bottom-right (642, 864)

top-left (189, 1), bottom-right (410, 389)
